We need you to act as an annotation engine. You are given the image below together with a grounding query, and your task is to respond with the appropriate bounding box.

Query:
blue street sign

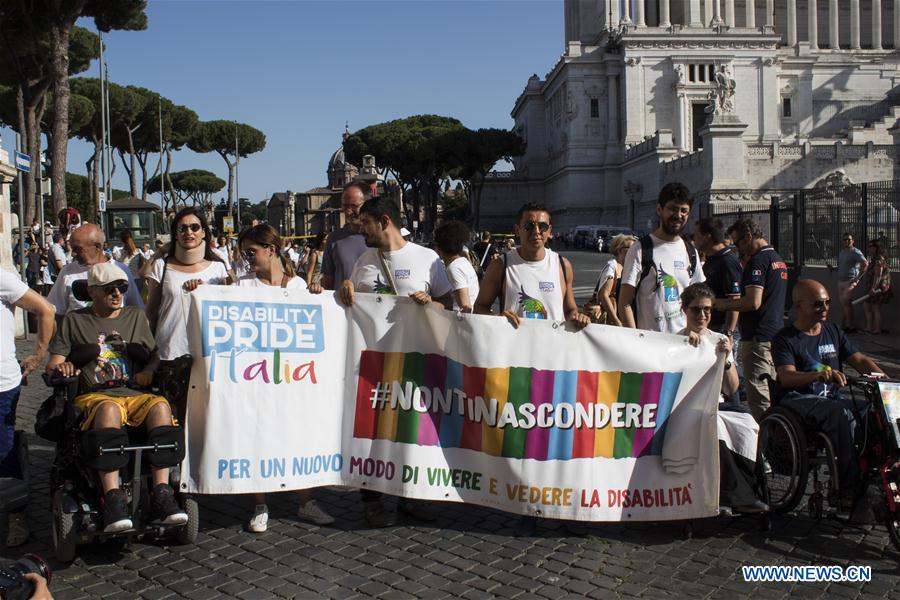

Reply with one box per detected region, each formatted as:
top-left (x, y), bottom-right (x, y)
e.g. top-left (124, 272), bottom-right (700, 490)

top-left (14, 151), bottom-right (31, 173)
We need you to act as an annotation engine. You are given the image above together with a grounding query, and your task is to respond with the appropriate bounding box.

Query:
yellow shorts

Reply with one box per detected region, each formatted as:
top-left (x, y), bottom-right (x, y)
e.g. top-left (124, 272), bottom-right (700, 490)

top-left (74, 392), bottom-right (176, 431)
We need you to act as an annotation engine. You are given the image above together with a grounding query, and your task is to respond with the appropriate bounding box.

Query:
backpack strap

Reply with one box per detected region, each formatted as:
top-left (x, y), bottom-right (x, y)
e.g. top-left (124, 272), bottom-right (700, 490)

top-left (498, 252), bottom-right (509, 313)
top-left (682, 236), bottom-right (697, 277)
top-left (636, 234), bottom-right (655, 290)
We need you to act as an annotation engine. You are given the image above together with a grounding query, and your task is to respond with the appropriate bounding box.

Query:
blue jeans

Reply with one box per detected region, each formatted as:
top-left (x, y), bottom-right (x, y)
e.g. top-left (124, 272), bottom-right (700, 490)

top-left (0, 385), bottom-right (22, 479)
top-left (780, 392), bottom-right (867, 494)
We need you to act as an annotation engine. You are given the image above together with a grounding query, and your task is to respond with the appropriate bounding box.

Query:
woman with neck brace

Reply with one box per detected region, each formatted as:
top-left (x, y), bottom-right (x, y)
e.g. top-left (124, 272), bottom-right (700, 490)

top-left (232, 224), bottom-right (333, 532)
top-left (146, 207), bottom-right (230, 362)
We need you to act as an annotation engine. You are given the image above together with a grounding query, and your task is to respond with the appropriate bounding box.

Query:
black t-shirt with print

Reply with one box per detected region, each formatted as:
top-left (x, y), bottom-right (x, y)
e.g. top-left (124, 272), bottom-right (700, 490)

top-left (738, 246), bottom-right (788, 341)
top-left (702, 246), bottom-right (742, 333)
top-left (772, 322), bottom-right (858, 396)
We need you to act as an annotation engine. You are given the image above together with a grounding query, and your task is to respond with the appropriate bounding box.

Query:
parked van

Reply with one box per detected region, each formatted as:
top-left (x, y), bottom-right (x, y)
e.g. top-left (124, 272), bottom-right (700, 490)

top-left (572, 225), bottom-right (606, 251)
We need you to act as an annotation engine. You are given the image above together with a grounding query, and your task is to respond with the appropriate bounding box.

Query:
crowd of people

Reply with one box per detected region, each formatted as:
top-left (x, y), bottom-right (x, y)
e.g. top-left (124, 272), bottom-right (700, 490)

top-left (1, 180), bottom-right (894, 561)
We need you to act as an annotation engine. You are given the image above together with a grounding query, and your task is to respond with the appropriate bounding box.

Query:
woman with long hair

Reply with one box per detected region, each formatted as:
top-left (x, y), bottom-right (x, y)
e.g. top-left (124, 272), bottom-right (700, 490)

top-left (305, 233), bottom-right (327, 285)
top-left (588, 234), bottom-right (636, 325)
top-left (234, 224), bottom-right (333, 532)
top-left (117, 229), bottom-right (146, 295)
top-left (863, 240), bottom-right (892, 335)
top-left (145, 207), bottom-right (230, 363)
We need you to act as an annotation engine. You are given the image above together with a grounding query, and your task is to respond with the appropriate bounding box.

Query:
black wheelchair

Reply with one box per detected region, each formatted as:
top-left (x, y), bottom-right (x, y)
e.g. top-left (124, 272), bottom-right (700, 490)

top-left (757, 374), bottom-right (900, 554)
top-left (36, 356), bottom-right (198, 562)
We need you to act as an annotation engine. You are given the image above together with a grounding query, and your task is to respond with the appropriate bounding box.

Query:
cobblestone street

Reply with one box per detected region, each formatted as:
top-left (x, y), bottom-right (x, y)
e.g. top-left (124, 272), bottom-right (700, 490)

top-left (3, 337), bottom-right (900, 600)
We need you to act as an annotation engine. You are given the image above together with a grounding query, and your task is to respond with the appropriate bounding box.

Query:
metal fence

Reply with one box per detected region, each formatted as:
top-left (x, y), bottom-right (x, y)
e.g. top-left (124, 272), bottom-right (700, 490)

top-left (701, 180), bottom-right (899, 271)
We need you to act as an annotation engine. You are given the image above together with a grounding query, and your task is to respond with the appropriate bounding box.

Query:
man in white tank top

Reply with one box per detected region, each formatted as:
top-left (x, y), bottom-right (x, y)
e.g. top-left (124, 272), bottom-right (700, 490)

top-left (474, 203), bottom-right (589, 330)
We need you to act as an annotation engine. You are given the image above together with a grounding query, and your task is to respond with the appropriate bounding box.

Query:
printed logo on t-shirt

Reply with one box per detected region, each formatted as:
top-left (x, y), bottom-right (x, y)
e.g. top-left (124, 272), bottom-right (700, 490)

top-left (373, 275), bottom-right (395, 295)
top-left (730, 281), bottom-right (741, 294)
top-left (752, 269), bottom-right (762, 277)
top-left (657, 266), bottom-right (679, 303)
top-left (517, 286), bottom-right (548, 320)
top-left (772, 261), bottom-right (789, 280)
top-left (538, 281), bottom-right (555, 292)
top-left (818, 343), bottom-right (837, 360)
top-left (673, 260), bottom-right (686, 270)
top-left (92, 331), bottom-right (129, 385)
top-left (394, 269), bottom-right (411, 280)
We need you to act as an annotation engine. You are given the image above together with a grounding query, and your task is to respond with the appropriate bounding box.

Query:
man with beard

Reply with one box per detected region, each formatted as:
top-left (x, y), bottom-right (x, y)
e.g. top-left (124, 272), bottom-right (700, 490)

top-left (48, 224), bottom-right (144, 320)
top-left (321, 183), bottom-right (370, 290)
top-left (619, 182), bottom-right (705, 333)
top-left (339, 196), bottom-right (452, 527)
top-left (715, 218), bottom-right (788, 419)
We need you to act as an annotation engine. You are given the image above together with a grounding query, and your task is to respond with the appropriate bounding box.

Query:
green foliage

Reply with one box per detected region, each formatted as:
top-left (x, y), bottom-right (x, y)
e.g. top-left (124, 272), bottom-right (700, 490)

top-left (146, 169), bottom-right (225, 203)
top-left (440, 188), bottom-right (468, 222)
top-left (188, 120), bottom-right (266, 159)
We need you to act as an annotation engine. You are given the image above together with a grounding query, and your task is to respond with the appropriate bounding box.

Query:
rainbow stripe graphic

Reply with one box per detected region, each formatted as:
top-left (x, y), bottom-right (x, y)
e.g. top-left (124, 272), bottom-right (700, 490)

top-left (353, 350), bottom-right (682, 461)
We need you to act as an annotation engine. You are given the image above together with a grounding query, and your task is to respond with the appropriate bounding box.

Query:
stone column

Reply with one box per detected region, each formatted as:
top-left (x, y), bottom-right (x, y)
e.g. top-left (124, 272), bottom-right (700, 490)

top-left (896, 0), bottom-right (900, 51)
top-left (621, 0), bottom-right (632, 24)
top-left (660, 0), bottom-right (671, 27)
top-left (607, 74), bottom-right (619, 142)
top-left (725, 0), bottom-right (735, 26)
top-left (746, 0), bottom-right (756, 28)
top-left (635, 0), bottom-right (646, 26)
top-left (872, 0), bottom-right (883, 49)
top-left (689, 0), bottom-right (703, 27)
top-left (704, 0), bottom-right (713, 26)
top-left (765, 0), bottom-right (774, 31)
top-left (711, 0), bottom-right (722, 25)
top-left (851, 0), bottom-right (861, 49)
top-left (787, 0), bottom-right (797, 45)
top-left (809, 0), bottom-right (819, 49)
top-left (829, 0), bottom-right (840, 48)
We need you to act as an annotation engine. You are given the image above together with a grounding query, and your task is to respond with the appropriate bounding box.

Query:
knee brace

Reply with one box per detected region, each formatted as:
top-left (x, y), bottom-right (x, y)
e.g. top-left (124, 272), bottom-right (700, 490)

top-left (146, 426), bottom-right (185, 468)
top-left (81, 428), bottom-right (129, 471)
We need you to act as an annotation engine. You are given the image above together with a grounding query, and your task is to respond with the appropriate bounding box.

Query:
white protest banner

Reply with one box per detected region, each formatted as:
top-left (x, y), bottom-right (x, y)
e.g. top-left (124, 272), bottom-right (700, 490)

top-left (180, 285), bottom-right (346, 494)
top-left (182, 287), bottom-right (722, 521)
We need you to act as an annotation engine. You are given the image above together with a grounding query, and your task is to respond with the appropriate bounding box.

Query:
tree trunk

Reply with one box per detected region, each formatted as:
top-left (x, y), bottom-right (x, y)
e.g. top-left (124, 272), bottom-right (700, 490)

top-left (14, 85), bottom-right (34, 225)
top-left (49, 22), bottom-right (73, 215)
top-left (472, 172), bottom-right (486, 231)
top-left (24, 103), bottom-right (39, 227)
top-left (125, 127), bottom-right (139, 197)
top-left (164, 146), bottom-right (175, 204)
top-left (218, 151), bottom-right (236, 215)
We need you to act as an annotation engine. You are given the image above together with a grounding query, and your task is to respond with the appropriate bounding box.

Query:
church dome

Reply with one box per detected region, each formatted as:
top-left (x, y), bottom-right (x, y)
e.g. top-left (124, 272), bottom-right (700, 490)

top-left (328, 146), bottom-right (346, 170)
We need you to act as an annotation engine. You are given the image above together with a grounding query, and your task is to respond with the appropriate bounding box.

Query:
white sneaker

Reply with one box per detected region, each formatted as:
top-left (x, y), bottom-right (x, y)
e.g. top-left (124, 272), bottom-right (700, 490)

top-left (296, 499), bottom-right (334, 525)
top-left (248, 504), bottom-right (268, 533)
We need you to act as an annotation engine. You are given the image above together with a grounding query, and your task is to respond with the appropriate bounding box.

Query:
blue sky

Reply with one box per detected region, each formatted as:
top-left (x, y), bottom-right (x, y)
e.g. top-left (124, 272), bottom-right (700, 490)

top-left (3, 0), bottom-right (563, 205)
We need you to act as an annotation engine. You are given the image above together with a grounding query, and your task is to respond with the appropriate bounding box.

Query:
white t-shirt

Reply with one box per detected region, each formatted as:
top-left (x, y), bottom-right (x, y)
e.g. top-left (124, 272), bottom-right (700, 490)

top-left (148, 259), bottom-right (229, 360)
top-left (49, 243), bottom-right (67, 276)
top-left (233, 274), bottom-right (307, 291)
top-left (502, 248), bottom-right (565, 321)
top-left (47, 259), bottom-right (146, 314)
top-left (212, 246), bottom-right (232, 270)
top-left (445, 257), bottom-right (480, 311)
top-left (1, 269), bottom-right (29, 392)
top-left (594, 258), bottom-right (617, 294)
top-left (621, 234), bottom-right (705, 334)
top-left (351, 242), bottom-right (452, 298)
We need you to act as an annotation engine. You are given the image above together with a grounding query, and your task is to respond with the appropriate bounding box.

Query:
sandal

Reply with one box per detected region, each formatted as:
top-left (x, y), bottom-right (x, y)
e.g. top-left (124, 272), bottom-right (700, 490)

top-left (6, 512), bottom-right (29, 547)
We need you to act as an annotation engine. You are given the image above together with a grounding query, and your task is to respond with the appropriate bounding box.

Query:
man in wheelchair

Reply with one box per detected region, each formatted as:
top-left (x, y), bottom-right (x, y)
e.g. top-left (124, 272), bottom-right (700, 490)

top-left (772, 279), bottom-right (885, 510)
top-left (45, 263), bottom-right (187, 533)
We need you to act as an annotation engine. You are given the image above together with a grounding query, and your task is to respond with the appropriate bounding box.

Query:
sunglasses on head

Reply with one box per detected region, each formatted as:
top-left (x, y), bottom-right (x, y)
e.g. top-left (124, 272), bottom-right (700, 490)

top-left (813, 299), bottom-right (831, 309)
top-left (102, 282), bottom-right (128, 295)
top-left (522, 220), bottom-right (550, 233)
top-left (687, 305), bottom-right (712, 316)
top-left (177, 223), bottom-right (202, 234)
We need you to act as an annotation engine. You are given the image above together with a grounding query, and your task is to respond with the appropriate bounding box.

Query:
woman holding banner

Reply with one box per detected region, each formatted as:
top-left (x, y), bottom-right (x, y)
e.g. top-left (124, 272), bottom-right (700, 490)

top-left (146, 208), bottom-right (230, 360)
top-left (680, 283), bottom-right (768, 516)
top-left (235, 224), bottom-right (334, 532)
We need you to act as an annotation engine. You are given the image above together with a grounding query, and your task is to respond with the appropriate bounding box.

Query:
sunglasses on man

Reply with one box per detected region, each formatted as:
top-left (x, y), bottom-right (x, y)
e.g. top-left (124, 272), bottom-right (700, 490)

top-left (521, 220), bottom-right (550, 233)
top-left (177, 223), bottom-right (202, 234)
top-left (102, 282), bottom-right (129, 295)
top-left (812, 299), bottom-right (831, 310)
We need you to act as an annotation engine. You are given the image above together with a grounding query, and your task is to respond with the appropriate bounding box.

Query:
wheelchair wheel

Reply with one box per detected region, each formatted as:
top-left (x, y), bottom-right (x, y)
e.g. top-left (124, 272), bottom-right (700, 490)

top-left (808, 431), bottom-right (839, 520)
top-left (758, 406), bottom-right (809, 514)
top-left (177, 495), bottom-right (199, 545)
top-left (882, 462), bottom-right (900, 556)
top-left (52, 493), bottom-right (77, 563)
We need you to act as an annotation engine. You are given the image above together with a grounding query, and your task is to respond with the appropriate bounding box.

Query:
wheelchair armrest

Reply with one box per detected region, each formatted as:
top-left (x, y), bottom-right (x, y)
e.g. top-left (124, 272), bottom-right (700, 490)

top-left (42, 372), bottom-right (79, 387)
